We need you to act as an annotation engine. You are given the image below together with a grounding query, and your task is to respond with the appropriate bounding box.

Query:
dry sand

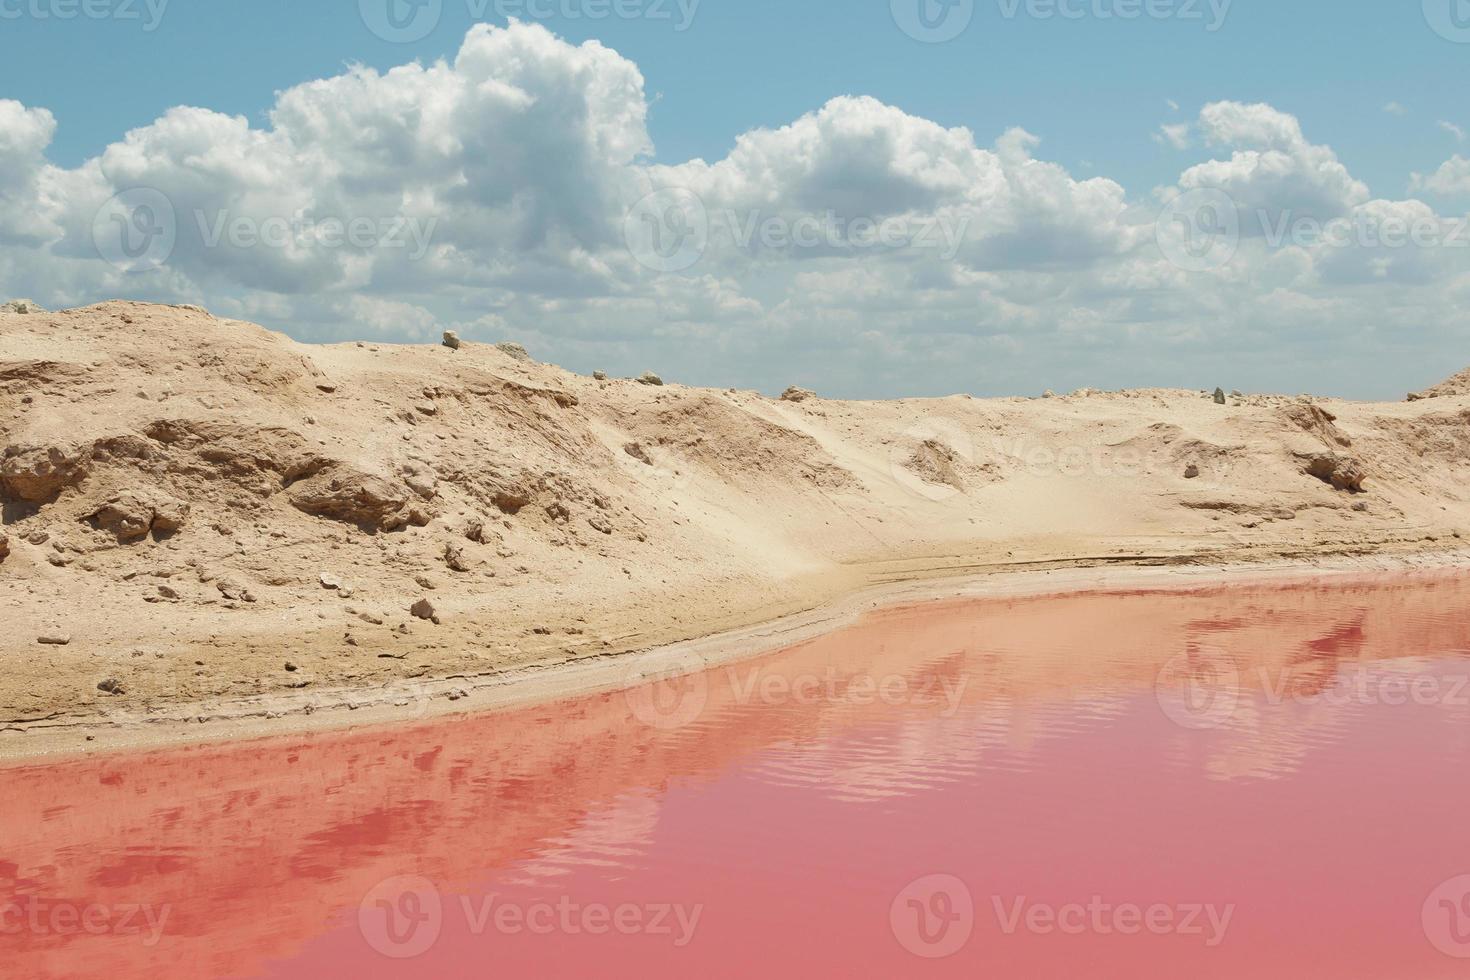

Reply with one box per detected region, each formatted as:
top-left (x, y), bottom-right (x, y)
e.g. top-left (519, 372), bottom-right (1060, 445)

top-left (3, 301), bottom-right (1469, 758)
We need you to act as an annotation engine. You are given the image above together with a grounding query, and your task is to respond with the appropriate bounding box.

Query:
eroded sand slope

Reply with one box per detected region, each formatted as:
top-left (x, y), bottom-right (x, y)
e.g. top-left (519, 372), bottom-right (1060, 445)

top-left (3, 301), bottom-right (1468, 731)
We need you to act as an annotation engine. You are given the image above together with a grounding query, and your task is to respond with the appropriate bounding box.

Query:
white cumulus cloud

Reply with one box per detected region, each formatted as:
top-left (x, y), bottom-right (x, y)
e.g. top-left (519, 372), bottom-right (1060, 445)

top-left (0, 25), bottom-right (1467, 400)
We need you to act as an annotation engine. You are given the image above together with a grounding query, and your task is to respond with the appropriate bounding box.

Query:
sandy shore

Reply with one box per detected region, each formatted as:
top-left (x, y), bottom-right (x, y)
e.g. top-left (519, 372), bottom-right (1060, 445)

top-left (3, 548), bottom-right (1466, 763)
top-left (4, 301), bottom-right (1470, 760)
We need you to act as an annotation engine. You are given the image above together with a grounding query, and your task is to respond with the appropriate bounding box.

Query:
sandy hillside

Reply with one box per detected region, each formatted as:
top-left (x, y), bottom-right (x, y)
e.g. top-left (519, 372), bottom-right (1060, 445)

top-left (2, 301), bottom-right (1468, 743)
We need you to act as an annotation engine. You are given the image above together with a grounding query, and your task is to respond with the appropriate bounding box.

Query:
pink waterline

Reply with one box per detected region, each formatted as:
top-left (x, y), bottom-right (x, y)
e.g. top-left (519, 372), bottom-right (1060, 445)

top-left (3, 570), bottom-right (1470, 977)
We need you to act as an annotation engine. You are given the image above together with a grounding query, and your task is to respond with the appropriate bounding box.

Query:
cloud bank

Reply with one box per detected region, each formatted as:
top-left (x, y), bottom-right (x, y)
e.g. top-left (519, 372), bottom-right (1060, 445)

top-left (2, 21), bottom-right (1468, 398)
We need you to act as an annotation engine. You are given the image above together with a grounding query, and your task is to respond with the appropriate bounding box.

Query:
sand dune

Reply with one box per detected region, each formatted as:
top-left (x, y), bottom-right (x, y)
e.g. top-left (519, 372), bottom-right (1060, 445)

top-left (2, 301), bottom-right (1468, 750)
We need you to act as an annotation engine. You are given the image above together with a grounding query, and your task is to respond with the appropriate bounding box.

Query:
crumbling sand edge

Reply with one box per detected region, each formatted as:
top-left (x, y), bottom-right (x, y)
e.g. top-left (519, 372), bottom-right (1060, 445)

top-left (2, 547), bottom-right (1466, 767)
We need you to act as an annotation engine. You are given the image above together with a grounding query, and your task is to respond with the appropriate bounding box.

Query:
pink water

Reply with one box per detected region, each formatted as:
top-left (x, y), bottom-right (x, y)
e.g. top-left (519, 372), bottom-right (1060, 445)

top-left (5, 571), bottom-right (1470, 977)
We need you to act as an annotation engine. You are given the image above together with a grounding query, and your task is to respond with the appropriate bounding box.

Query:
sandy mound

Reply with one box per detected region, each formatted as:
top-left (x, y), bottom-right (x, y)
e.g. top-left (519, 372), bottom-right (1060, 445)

top-left (1409, 365), bottom-right (1470, 401)
top-left (2, 301), bottom-right (1469, 741)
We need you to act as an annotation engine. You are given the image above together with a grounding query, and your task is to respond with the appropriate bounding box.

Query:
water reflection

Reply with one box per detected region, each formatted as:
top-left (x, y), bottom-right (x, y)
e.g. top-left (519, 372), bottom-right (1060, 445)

top-left (3, 570), bottom-right (1470, 978)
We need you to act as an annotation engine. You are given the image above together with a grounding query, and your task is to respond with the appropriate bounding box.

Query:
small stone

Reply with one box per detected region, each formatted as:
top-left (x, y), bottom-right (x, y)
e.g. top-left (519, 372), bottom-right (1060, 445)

top-left (593, 370), bottom-right (608, 381)
top-left (39, 634), bottom-right (71, 646)
top-left (415, 575), bottom-right (437, 590)
top-left (442, 330), bottom-right (461, 350)
top-left (1352, 502), bottom-right (1369, 513)
top-left (637, 371), bottom-right (664, 387)
top-left (26, 530), bottom-right (48, 545)
top-left (320, 573), bottom-right (341, 590)
top-left (157, 584), bottom-right (180, 599)
top-left (316, 383), bottom-right (338, 393)
top-left (444, 543), bottom-right (472, 572)
top-left (0, 532), bottom-right (8, 561)
top-left (97, 678), bottom-right (125, 695)
top-left (1214, 388), bottom-right (1227, 405)
top-left (447, 688), bottom-right (470, 702)
top-left (285, 662), bottom-right (299, 672)
top-left (1042, 390), bottom-right (1056, 399)
top-left (1184, 464), bottom-right (1201, 479)
top-left (496, 342), bottom-right (531, 362)
top-left (781, 386), bottom-right (815, 403)
top-left (411, 598), bottom-right (438, 623)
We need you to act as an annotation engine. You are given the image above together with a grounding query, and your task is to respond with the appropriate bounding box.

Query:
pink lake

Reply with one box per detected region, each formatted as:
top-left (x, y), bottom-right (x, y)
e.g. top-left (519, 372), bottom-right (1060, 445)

top-left (5, 570), bottom-right (1470, 977)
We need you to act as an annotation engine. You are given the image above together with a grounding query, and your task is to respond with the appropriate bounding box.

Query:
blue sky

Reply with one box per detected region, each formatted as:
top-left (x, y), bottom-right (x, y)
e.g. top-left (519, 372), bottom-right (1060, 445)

top-left (2, 2), bottom-right (1469, 399)
top-left (8, 1), bottom-right (1466, 197)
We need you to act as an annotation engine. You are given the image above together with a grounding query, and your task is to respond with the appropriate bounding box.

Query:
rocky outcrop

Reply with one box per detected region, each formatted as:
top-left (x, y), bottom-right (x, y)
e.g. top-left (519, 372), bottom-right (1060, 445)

top-left (906, 440), bottom-right (964, 490)
top-left (1, 445), bottom-right (90, 502)
top-left (1298, 452), bottom-right (1367, 492)
top-left (86, 491), bottom-right (191, 542)
top-left (1279, 401), bottom-right (1353, 448)
top-left (496, 342), bottom-right (531, 362)
top-left (288, 467), bottom-right (410, 531)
